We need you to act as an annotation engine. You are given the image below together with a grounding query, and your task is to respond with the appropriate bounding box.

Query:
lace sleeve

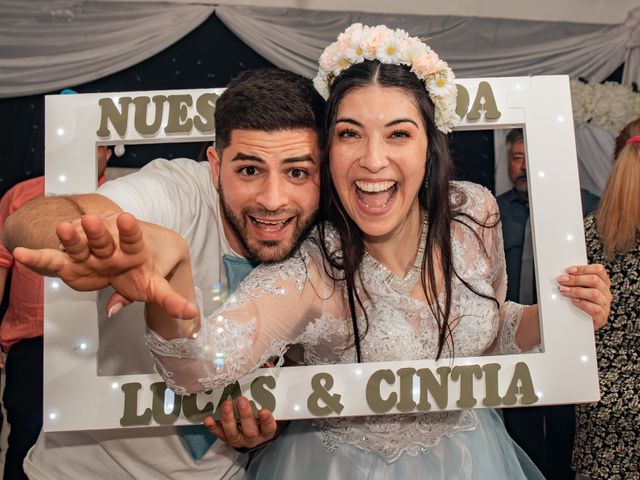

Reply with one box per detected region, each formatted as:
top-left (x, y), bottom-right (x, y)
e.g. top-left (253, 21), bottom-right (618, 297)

top-left (478, 188), bottom-right (527, 354)
top-left (496, 301), bottom-right (525, 354)
top-left (145, 239), bottom-right (338, 394)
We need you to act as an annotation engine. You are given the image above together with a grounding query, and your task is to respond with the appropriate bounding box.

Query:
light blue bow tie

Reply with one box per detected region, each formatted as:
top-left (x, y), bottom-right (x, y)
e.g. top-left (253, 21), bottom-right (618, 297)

top-left (179, 254), bottom-right (257, 460)
top-left (222, 254), bottom-right (259, 293)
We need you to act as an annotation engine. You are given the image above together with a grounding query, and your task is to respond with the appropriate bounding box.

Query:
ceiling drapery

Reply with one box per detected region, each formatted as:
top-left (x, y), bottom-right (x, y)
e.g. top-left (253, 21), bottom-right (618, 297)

top-left (1, 2), bottom-right (637, 98)
top-left (0, 0), bottom-right (213, 98)
top-left (216, 5), bottom-right (639, 87)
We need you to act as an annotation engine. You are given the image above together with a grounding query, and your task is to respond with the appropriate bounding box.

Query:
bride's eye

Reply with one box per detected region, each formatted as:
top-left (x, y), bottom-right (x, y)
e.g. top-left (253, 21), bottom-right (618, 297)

top-left (390, 130), bottom-right (411, 138)
top-left (337, 129), bottom-right (360, 139)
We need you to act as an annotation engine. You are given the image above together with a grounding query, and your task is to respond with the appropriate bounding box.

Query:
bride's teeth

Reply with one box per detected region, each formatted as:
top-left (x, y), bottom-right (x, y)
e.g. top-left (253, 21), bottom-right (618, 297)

top-left (355, 180), bottom-right (396, 192)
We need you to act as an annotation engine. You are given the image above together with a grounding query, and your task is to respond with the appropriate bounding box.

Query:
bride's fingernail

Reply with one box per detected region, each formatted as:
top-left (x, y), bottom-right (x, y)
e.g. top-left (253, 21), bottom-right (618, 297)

top-left (108, 303), bottom-right (124, 318)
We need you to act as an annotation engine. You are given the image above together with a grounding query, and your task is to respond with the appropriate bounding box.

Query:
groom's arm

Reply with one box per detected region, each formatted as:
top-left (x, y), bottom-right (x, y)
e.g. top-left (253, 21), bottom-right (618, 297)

top-left (3, 193), bottom-right (122, 252)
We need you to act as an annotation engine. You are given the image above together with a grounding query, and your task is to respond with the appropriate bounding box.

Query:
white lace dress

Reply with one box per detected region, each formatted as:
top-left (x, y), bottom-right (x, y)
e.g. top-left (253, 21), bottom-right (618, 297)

top-left (146, 182), bottom-right (543, 480)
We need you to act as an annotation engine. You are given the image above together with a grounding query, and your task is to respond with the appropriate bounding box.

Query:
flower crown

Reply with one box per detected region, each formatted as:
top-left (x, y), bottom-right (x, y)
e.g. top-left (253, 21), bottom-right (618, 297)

top-left (313, 24), bottom-right (459, 133)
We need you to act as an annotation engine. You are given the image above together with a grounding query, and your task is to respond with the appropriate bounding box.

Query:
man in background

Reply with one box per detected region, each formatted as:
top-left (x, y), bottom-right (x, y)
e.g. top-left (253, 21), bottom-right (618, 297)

top-left (0, 135), bottom-right (111, 479)
top-left (497, 128), bottom-right (599, 480)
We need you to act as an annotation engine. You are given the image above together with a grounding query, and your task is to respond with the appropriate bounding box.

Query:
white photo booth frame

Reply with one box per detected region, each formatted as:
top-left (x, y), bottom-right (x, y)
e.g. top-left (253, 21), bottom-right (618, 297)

top-left (43, 76), bottom-right (600, 431)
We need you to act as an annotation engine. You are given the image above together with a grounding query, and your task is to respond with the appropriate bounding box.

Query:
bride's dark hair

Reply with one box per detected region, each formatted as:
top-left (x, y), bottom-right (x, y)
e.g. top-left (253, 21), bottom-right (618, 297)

top-left (317, 61), bottom-right (498, 361)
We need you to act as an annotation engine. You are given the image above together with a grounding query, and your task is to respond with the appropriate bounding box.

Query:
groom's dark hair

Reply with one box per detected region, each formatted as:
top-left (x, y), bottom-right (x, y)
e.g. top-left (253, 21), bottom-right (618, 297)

top-left (214, 69), bottom-right (326, 152)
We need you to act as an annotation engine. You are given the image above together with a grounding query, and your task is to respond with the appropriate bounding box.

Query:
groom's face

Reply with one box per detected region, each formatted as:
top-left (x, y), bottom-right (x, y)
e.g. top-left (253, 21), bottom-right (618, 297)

top-left (209, 128), bottom-right (321, 262)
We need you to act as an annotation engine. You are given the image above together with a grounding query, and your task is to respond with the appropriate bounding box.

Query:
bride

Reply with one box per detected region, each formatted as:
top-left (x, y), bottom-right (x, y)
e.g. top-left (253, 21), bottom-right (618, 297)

top-left (143, 25), bottom-right (609, 478)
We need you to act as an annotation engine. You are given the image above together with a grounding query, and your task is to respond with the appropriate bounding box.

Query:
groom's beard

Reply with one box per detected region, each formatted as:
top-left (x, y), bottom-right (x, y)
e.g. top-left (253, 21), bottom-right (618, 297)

top-left (218, 182), bottom-right (318, 263)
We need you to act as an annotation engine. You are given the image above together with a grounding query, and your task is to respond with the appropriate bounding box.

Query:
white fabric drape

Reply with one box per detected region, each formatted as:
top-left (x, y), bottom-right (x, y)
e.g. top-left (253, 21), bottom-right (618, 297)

top-left (0, 0), bottom-right (214, 98)
top-left (622, 7), bottom-right (640, 86)
top-left (216, 5), bottom-right (640, 86)
top-left (575, 126), bottom-right (616, 196)
top-left (3, 3), bottom-right (637, 97)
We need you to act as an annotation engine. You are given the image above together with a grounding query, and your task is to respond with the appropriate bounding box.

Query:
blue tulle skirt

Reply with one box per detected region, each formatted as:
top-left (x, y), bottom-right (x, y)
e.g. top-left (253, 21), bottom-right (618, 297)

top-left (247, 409), bottom-right (543, 480)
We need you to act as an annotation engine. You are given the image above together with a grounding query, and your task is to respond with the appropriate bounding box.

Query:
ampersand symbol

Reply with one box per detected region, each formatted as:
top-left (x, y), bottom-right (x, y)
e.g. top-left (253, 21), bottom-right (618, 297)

top-left (307, 373), bottom-right (344, 415)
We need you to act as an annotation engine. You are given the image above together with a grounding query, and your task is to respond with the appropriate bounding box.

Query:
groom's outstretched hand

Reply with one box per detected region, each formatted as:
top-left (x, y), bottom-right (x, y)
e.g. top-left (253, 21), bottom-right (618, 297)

top-left (13, 212), bottom-right (197, 320)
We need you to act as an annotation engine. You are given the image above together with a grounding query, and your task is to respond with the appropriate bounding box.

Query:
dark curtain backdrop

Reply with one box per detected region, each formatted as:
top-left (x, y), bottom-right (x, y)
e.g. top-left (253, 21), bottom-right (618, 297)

top-left (0, 12), bottom-right (275, 197)
top-left (4, 11), bottom-right (596, 198)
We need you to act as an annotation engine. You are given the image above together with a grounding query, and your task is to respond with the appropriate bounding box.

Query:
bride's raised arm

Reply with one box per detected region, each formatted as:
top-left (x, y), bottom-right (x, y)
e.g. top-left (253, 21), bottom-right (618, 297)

top-left (474, 188), bottom-right (609, 355)
top-left (145, 234), bottom-right (341, 395)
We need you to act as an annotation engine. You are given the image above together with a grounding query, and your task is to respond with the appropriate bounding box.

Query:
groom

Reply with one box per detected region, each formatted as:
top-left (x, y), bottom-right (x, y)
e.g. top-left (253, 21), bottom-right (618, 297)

top-left (3, 68), bottom-right (325, 479)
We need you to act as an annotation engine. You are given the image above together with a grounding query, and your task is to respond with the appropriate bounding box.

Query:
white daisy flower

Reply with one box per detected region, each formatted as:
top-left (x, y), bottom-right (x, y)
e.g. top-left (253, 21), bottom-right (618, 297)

top-left (428, 73), bottom-right (453, 97)
top-left (376, 36), bottom-right (402, 64)
top-left (345, 42), bottom-right (365, 64)
top-left (331, 50), bottom-right (352, 76)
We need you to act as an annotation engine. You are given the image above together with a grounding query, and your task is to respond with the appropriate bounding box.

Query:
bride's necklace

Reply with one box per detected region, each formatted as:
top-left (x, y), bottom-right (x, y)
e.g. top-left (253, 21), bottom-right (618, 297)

top-left (363, 215), bottom-right (428, 296)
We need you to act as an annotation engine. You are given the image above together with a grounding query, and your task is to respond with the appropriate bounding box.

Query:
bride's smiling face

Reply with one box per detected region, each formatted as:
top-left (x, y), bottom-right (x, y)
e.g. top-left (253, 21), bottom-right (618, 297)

top-left (329, 85), bottom-right (428, 240)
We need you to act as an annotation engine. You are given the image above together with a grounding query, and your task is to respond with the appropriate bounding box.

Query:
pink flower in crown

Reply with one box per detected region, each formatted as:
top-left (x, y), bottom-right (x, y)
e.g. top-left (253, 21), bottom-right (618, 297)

top-left (335, 26), bottom-right (353, 48)
top-left (336, 26), bottom-right (363, 64)
top-left (319, 46), bottom-right (337, 73)
top-left (393, 28), bottom-right (411, 55)
top-left (343, 23), bottom-right (364, 37)
top-left (320, 43), bottom-right (346, 76)
top-left (412, 51), bottom-right (443, 80)
top-left (337, 24), bottom-right (363, 52)
top-left (404, 42), bottom-right (428, 74)
top-left (373, 25), bottom-right (393, 42)
top-left (364, 25), bottom-right (388, 58)
top-left (336, 38), bottom-right (349, 52)
top-left (397, 37), bottom-right (416, 65)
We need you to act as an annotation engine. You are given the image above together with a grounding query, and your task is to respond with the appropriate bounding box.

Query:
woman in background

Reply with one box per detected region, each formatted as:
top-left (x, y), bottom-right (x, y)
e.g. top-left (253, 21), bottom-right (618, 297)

top-left (572, 119), bottom-right (640, 480)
